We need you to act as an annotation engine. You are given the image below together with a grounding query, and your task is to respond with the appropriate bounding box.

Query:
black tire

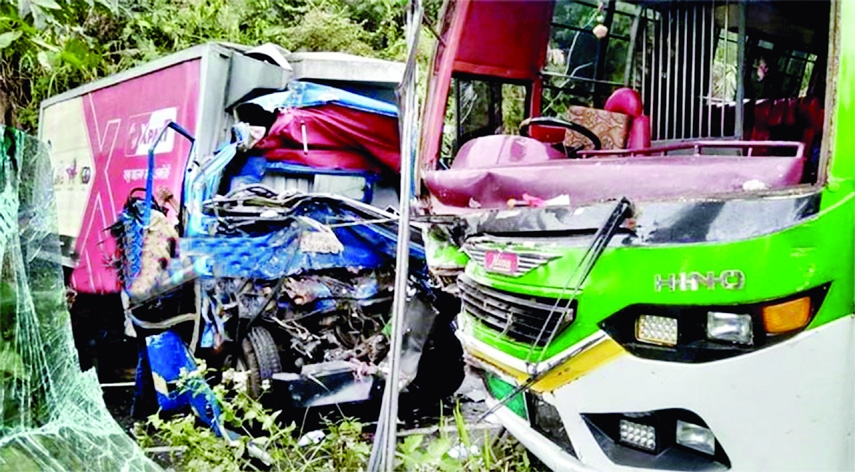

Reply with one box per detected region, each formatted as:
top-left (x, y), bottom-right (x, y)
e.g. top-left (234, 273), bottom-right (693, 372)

top-left (407, 320), bottom-right (465, 402)
top-left (241, 326), bottom-right (281, 399)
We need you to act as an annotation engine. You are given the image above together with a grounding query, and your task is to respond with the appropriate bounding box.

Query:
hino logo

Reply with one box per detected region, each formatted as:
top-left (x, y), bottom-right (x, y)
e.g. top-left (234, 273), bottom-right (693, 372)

top-left (483, 251), bottom-right (519, 275)
top-left (655, 270), bottom-right (745, 292)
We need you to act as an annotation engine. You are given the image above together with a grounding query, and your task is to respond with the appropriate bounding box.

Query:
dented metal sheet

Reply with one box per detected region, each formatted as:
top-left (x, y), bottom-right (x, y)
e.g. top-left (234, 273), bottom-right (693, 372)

top-left (437, 192), bottom-right (821, 246)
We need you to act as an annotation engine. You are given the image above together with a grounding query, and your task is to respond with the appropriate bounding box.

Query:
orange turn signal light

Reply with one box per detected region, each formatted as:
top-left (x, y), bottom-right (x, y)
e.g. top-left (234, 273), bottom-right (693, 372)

top-left (762, 296), bottom-right (811, 334)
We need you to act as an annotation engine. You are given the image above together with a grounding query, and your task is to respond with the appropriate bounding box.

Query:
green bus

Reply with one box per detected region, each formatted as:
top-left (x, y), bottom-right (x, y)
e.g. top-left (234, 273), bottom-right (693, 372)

top-left (416, 0), bottom-right (854, 470)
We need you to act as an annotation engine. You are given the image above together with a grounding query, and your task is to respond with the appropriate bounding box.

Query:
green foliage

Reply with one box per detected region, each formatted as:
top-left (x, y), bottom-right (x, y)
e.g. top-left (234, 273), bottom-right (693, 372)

top-left (500, 84), bottom-right (525, 134)
top-left (0, 0), bottom-right (439, 131)
top-left (282, 8), bottom-right (375, 57)
top-left (135, 365), bottom-right (532, 471)
top-left (0, 0), bottom-right (119, 126)
top-left (0, 348), bottom-right (27, 381)
top-left (395, 402), bottom-right (532, 471)
top-left (545, 1), bottom-right (642, 111)
top-left (136, 364), bottom-right (375, 472)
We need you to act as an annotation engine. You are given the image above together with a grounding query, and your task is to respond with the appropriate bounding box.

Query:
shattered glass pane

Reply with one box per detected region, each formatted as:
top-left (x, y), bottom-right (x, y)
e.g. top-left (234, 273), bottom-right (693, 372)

top-left (0, 126), bottom-right (159, 471)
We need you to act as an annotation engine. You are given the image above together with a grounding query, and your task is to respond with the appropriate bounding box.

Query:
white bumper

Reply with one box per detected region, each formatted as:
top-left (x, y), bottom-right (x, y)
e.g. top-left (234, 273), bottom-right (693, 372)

top-left (489, 397), bottom-right (596, 472)
top-left (489, 315), bottom-right (855, 471)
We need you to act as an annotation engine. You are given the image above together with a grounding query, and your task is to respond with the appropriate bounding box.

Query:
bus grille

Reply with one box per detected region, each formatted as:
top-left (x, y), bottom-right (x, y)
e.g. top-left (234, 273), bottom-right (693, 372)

top-left (458, 275), bottom-right (575, 346)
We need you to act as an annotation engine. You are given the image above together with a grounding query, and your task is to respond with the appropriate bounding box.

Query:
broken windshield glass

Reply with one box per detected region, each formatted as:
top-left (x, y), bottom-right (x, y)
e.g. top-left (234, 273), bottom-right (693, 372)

top-left (0, 126), bottom-right (158, 471)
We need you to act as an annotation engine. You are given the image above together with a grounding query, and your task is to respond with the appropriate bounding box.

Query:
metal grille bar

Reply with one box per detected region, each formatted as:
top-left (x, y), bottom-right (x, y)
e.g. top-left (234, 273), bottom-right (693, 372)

top-left (458, 275), bottom-right (575, 346)
top-left (639, 2), bottom-right (742, 141)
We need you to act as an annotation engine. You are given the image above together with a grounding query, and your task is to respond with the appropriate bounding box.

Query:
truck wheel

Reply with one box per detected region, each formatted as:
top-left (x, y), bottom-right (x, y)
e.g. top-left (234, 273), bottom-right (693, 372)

top-left (407, 320), bottom-right (465, 402)
top-left (241, 326), bottom-right (281, 399)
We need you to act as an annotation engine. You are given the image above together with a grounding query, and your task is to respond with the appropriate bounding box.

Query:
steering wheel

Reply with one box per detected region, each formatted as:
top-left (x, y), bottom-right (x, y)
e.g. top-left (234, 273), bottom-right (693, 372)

top-left (519, 116), bottom-right (602, 152)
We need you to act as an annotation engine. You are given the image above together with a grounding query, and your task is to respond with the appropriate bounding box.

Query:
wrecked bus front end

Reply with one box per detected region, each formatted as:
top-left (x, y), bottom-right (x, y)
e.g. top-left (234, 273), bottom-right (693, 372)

top-left (418, 1), bottom-right (853, 471)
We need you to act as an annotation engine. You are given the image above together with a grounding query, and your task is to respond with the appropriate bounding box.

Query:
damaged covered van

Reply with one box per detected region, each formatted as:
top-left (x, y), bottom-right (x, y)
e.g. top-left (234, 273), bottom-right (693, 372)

top-left (41, 45), bottom-right (463, 414)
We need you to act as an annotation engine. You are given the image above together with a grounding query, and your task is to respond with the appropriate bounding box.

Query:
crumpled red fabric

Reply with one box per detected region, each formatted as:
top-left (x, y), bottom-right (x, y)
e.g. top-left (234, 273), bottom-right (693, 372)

top-left (253, 104), bottom-right (401, 173)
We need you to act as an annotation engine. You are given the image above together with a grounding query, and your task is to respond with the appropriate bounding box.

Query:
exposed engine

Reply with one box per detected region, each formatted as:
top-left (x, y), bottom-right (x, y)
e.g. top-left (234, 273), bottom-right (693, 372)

top-left (206, 270), bottom-right (394, 371)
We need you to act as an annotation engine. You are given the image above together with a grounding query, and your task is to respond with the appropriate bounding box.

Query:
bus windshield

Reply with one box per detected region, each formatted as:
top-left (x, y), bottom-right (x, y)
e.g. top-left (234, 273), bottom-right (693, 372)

top-left (419, 0), bottom-right (832, 213)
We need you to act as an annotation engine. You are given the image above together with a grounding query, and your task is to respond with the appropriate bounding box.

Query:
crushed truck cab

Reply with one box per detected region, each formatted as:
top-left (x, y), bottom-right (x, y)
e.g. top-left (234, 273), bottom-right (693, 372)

top-left (40, 43), bottom-right (464, 413)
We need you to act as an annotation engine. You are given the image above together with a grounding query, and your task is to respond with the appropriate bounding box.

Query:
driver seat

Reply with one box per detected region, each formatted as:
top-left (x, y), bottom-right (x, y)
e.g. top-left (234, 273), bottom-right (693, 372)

top-left (530, 88), bottom-right (651, 151)
top-left (603, 88), bottom-right (651, 150)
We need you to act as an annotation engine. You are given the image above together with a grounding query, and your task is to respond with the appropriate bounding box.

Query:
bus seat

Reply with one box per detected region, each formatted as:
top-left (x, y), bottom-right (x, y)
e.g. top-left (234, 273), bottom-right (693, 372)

top-left (796, 96), bottom-right (823, 150)
top-left (747, 97), bottom-right (823, 158)
top-left (560, 87), bottom-right (650, 151)
top-left (604, 88), bottom-right (651, 149)
top-left (530, 87), bottom-right (650, 150)
top-left (604, 87), bottom-right (644, 116)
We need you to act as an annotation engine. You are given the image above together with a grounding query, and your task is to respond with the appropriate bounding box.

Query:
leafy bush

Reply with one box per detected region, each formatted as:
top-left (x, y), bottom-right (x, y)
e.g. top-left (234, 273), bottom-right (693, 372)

top-left (0, 0), bottom-right (444, 131)
top-left (134, 363), bottom-right (374, 472)
top-left (134, 364), bottom-right (533, 471)
top-left (282, 8), bottom-right (375, 57)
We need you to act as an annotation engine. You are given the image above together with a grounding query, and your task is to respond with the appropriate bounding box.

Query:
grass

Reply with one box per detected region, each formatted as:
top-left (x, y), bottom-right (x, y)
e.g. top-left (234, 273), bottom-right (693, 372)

top-left (132, 366), bottom-right (534, 472)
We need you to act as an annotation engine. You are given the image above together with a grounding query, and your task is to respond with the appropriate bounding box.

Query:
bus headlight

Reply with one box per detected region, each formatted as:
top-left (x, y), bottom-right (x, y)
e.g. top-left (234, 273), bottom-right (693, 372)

top-left (619, 419), bottom-right (657, 451)
top-left (636, 315), bottom-right (678, 346)
top-left (583, 409), bottom-right (730, 468)
top-left (675, 420), bottom-right (716, 456)
top-left (599, 284), bottom-right (828, 363)
top-left (706, 311), bottom-right (753, 345)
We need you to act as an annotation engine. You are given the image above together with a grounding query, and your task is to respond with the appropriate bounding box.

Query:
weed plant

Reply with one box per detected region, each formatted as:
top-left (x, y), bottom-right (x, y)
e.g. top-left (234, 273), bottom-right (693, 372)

top-left (134, 363), bottom-right (533, 471)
